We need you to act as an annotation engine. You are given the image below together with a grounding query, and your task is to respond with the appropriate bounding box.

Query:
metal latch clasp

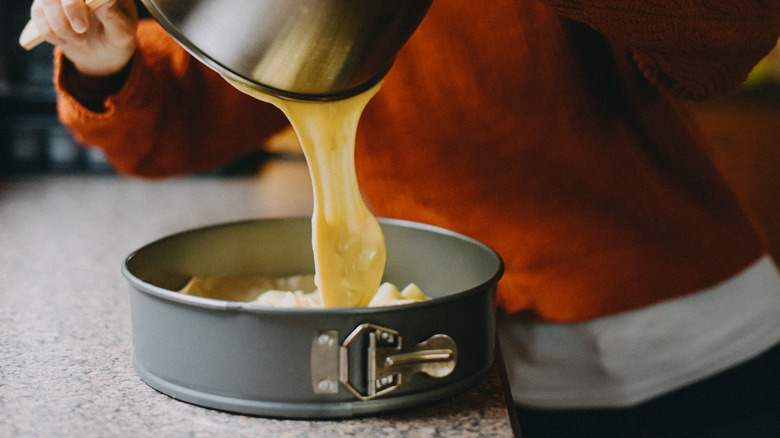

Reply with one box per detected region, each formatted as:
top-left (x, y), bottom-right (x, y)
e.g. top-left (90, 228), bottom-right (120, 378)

top-left (311, 323), bottom-right (457, 400)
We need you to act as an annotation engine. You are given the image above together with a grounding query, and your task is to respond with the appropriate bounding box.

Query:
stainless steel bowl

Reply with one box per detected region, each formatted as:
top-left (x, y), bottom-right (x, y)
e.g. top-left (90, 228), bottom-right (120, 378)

top-left (122, 217), bottom-right (504, 418)
top-left (138, 0), bottom-right (432, 101)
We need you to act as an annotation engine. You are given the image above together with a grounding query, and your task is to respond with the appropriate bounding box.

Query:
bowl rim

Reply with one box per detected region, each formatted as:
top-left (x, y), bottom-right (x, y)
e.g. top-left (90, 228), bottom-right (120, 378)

top-left (138, 0), bottom-right (395, 102)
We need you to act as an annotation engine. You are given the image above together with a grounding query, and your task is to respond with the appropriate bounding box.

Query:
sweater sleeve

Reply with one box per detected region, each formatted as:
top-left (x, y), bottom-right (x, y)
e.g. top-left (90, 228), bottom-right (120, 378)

top-left (55, 20), bottom-right (290, 177)
top-left (538, 0), bottom-right (780, 100)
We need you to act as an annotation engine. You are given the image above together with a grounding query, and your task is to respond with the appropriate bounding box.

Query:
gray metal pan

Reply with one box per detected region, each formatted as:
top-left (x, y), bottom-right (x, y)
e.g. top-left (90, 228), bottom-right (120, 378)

top-left (122, 217), bottom-right (503, 418)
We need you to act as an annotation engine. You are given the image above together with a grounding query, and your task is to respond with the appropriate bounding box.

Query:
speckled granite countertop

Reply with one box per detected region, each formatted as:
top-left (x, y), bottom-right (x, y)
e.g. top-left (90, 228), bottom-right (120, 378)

top-left (0, 161), bottom-right (519, 437)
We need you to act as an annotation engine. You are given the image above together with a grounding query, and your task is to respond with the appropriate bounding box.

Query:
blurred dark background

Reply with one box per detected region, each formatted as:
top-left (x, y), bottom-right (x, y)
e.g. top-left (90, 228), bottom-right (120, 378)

top-left (0, 1), bottom-right (270, 176)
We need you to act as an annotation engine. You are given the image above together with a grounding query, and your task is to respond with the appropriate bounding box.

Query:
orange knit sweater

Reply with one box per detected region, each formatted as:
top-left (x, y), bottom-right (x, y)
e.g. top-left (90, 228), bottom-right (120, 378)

top-left (56, 0), bottom-right (780, 322)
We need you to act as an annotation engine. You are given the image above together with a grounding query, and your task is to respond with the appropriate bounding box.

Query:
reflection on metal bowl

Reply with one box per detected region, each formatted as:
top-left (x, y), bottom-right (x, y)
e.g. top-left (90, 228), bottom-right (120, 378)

top-left (139, 0), bottom-right (432, 101)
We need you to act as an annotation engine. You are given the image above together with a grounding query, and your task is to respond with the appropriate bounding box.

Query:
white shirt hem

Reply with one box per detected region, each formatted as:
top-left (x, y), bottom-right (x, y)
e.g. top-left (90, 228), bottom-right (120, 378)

top-left (498, 255), bottom-right (780, 408)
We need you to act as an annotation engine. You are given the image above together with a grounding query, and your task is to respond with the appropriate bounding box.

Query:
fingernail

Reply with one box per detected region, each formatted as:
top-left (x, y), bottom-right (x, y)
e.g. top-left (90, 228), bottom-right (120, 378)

top-left (72, 17), bottom-right (87, 33)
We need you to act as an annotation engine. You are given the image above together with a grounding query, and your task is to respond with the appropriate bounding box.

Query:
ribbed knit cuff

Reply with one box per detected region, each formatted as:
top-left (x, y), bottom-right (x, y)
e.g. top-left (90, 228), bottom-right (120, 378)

top-left (58, 54), bottom-right (134, 113)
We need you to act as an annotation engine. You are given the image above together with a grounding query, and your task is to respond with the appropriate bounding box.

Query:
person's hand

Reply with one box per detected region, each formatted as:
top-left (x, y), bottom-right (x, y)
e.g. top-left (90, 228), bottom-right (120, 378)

top-left (30, 0), bottom-right (138, 77)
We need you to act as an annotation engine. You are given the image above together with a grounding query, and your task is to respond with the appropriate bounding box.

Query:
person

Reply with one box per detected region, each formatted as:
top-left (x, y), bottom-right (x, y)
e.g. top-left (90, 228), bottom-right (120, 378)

top-left (30, 0), bottom-right (780, 435)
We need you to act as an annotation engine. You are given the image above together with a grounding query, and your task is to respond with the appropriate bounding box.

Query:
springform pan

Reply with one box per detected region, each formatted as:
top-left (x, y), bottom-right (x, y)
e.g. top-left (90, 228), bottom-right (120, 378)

top-left (122, 217), bottom-right (504, 418)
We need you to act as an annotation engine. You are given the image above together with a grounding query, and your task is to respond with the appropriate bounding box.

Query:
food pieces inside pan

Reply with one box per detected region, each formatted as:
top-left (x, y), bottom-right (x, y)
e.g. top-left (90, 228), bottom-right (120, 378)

top-left (179, 274), bottom-right (428, 308)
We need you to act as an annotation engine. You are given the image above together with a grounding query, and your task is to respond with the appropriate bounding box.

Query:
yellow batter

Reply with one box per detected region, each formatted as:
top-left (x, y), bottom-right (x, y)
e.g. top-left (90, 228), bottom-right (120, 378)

top-left (186, 79), bottom-right (425, 308)
top-left (181, 274), bottom-right (426, 308)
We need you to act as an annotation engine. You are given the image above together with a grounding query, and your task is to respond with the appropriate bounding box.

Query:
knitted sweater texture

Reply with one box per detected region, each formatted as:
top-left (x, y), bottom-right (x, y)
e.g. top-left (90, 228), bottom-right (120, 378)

top-left (55, 0), bottom-right (780, 321)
